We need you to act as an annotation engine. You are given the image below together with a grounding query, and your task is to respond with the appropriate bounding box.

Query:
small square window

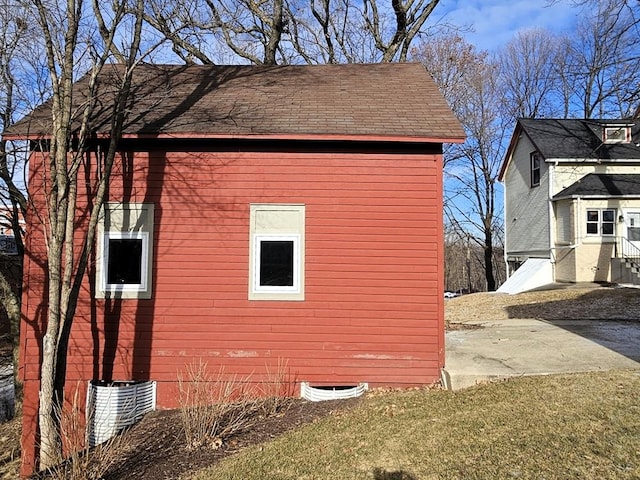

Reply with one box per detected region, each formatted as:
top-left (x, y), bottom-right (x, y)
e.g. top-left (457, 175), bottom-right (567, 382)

top-left (604, 127), bottom-right (629, 143)
top-left (103, 232), bottom-right (149, 292)
top-left (107, 238), bottom-right (143, 285)
top-left (259, 240), bottom-right (294, 287)
top-left (249, 204), bottom-right (305, 301)
top-left (253, 235), bottom-right (300, 294)
top-left (97, 203), bottom-right (154, 299)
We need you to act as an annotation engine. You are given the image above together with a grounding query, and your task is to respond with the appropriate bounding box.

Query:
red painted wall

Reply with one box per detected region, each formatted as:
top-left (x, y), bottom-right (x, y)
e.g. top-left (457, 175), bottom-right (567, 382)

top-left (19, 145), bottom-right (445, 474)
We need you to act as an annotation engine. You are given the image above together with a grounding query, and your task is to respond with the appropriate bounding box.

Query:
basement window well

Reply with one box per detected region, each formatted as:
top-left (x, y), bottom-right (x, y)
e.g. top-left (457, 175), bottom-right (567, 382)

top-left (86, 380), bottom-right (156, 447)
top-left (300, 382), bottom-right (368, 402)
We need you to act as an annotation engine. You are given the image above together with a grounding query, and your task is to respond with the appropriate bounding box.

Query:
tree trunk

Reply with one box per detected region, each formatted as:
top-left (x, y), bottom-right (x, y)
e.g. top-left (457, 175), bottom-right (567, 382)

top-left (39, 233), bottom-right (66, 468)
top-left (484, 230), bottom-right (496, 291)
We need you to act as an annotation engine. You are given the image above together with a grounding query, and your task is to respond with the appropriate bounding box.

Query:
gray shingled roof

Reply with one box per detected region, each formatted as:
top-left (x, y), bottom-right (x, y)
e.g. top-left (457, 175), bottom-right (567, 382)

top-left (554, 173), bottom-right (640, 199)
top-left (4, 63), bottom-right (464, 142)
top-left (519, 118), bottom-right (640, 160)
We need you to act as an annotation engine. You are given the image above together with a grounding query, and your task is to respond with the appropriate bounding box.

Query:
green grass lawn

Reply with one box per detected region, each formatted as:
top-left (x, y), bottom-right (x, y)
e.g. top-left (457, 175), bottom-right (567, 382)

top-left (188, 370), bottom-right (640, 480)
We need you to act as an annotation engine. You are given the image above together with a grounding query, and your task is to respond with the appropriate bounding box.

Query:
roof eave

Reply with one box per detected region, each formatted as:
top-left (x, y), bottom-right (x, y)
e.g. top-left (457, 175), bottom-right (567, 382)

top-left (4, 131), bottom-right (466, 144)
top-left (117, 132), bottom-right (467, 144)
top-left (552, 194), bottom-right (640, 201)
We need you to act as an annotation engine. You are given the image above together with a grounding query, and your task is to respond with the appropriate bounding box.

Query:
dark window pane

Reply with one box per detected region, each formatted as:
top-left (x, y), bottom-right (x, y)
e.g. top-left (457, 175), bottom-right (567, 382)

top-left (629, 228), bottom-right (640, 241)
top-left (530, 153), bottom-right (541, 186)
top-left (602, 210), bottom-right (615, 222)
top-left (602, 222), bottom-right (614, 235)
top-left (532, 169), bottom-right (540, 186)
top-left (586, 223), bottom-right (598, 234)
top-left (108, 239), bottom-right (142, 285)
top-left (587, 211), bottom-right (599, 222)
top-left (260, 240), bottom-right (294, 286)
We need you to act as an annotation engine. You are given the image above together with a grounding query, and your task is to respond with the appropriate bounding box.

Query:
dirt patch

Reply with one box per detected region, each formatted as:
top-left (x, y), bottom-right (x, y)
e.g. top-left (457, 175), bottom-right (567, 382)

top-left (101, 397), bottom-right (360, 480)
top-left (446, 285), bottom-right (640, 325)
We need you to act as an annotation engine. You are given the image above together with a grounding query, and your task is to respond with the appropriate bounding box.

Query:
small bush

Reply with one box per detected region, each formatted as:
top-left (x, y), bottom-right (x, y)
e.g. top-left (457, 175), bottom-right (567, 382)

top-left (36, 385), bottom-right (132, 480)
top-left (177, 360), bottom-right (262, 450)
top-left (177, 359), bottom-right (295, 450)
top-left (259, 358), bottom-right (295, 417)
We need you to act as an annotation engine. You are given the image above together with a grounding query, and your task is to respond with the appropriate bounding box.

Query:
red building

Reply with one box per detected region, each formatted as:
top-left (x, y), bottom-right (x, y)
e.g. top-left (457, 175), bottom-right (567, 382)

top-left (5, 63), bottom-right (464, 475)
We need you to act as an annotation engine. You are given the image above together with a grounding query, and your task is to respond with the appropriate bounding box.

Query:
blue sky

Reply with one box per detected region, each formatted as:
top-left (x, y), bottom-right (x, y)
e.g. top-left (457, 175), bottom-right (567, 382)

top-left (433, 0), bottom-right (581, 51)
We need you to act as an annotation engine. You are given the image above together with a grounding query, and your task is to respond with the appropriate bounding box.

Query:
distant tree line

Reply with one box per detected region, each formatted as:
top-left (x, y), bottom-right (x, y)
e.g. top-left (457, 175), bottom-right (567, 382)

top-left (444, 228), bottom-right (505, 293)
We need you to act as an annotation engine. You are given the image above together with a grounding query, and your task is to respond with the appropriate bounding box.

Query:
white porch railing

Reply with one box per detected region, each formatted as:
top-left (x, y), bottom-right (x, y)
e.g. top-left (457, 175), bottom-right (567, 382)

top-left (617, 237), bottom-right (640, 270)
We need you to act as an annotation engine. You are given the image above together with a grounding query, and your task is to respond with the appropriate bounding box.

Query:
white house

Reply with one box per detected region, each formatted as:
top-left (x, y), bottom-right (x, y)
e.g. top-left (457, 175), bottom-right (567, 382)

top-left (499, 118), bottom-right (640, 291)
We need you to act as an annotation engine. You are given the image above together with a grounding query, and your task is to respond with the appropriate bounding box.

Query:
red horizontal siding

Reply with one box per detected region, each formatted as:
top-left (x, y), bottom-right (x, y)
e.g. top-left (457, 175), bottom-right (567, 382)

top-left (20, 147), bottom-right (445, 435)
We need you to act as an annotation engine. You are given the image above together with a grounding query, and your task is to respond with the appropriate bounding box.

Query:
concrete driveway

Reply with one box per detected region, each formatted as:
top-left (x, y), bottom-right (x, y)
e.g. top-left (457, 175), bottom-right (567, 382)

top-left (443, 318), bottom-right (640, 390)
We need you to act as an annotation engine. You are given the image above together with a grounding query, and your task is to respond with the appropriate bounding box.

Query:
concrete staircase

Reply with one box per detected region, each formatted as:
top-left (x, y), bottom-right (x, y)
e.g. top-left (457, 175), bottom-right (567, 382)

top-left (611, 258), bottom-right (640, 285)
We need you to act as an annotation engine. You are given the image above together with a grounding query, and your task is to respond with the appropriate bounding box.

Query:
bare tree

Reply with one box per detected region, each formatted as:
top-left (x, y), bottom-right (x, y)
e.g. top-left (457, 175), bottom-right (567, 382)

top-left (0, 0), bottom-right (30, 385)
top-left (143, 0), bottom-right (442, 64)
top-left (414, 34), bottom-right (506, 291)
top-left (12, 0), bottom-right (148, 469)
top-left (559, 0), bottom-right (640, 118)
top-left (498, 28), bottom-right (564, 119)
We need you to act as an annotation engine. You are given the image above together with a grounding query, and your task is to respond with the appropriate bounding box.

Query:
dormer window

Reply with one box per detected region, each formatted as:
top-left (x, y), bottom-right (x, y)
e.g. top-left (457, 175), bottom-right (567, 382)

top-left (604, 126), bottom-right (630, 143)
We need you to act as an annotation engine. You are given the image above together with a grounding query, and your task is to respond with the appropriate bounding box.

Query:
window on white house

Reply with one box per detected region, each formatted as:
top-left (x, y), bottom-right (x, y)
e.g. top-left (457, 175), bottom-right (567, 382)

top-left (586, 209), bottom-right (615, 236)
top-left (249, 204), bottom-right (305, 301)
top-left (604, 126), bottom-right (630, 143)
top-left (97, 203), bottom-right (154, 299)
top-left (530, 152), bottom-right (541, 187)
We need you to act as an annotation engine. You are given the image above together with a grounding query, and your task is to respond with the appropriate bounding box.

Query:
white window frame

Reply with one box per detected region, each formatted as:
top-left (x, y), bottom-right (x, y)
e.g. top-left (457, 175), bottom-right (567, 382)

top-left (102, 231), bottom-right (150, 294)
top-left (96, 202), bottom-right (154, 300)
top-left (586, 209), bottom-right (616, 237)
top-left (604, 126), bottom-right (630, 144)
top-left (249, 204), bottom-right (305, 301)
top-left (530, 151), bottom-right (541, 187)
top-left (253, 234), bottom-right (301, 295)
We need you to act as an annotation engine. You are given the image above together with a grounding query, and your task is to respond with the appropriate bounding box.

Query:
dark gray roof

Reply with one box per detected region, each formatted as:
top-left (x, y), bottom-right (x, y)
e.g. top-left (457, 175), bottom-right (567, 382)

top-left (4, 63), bottom-right (465, 142)
top-left (554, 173), bottom-right (640, 199)
top-left (519, 118), bottom-right (640, 160)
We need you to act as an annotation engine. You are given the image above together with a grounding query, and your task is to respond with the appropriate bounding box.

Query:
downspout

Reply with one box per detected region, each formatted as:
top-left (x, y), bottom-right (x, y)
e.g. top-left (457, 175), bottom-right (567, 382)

top-left (548, 163), bottom-right (555, 268)
top-left (547, 162), bottom-right (558, 264)
top-left (503, 172), bottom-right (509, 279)
top-left (576, 196), bottom-right (582, 247)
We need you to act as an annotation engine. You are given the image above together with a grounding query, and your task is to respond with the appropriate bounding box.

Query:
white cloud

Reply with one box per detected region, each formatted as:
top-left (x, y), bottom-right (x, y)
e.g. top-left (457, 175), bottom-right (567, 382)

top-left (435, 0), bottom-right (580, 51)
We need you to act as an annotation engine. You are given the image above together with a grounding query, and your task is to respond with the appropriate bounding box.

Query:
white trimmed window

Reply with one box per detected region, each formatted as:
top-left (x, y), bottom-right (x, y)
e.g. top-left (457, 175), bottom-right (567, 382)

top-left (249, 204), bottom-right (305, 301)
top-left (97, 203), bottom-right (154, 299)
top-left (604, 126), bottom-right (630, 144)
top-left (103, 232), bottom-right (149, 291)
top-left (586, 209), bottom-right (615, 236)
top-left (530, 151), bottom-right (541, 187)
